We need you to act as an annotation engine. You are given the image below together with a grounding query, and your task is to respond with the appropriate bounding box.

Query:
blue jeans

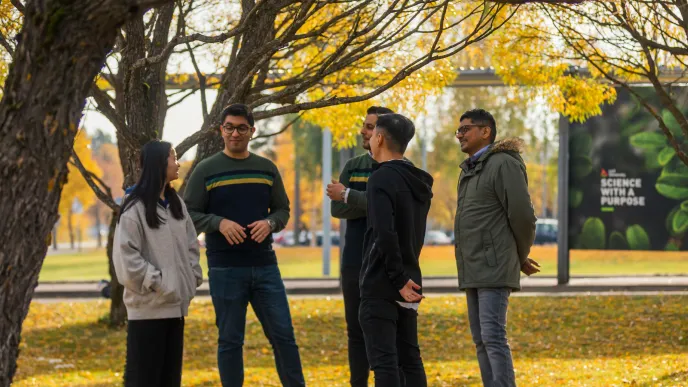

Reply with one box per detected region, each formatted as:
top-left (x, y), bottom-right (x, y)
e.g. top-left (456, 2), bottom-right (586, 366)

top-left (466, 288), bottom-right (516, 387)
top-left (209, 265), bottom-right (305, 387)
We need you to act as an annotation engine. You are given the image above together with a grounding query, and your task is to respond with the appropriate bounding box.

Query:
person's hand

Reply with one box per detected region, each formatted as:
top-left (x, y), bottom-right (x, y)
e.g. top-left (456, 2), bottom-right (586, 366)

top-left (248, 220), bottom-right (272, 243)
top-left (219, 219), bottom-right (246, 245)
top-left (521, 258), bottom-right (541, 276)
top-left (399, 279), bottom-right (424, 302)
top-left (326, 179), bottom-right (346, 201)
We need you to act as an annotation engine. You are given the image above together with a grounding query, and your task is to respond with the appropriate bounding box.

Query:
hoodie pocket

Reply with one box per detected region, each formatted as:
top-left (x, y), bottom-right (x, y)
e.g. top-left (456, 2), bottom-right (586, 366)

top-left (481, 231), bottom-right (497, 267)
top-left (157, 269), bottom-right (182, 305)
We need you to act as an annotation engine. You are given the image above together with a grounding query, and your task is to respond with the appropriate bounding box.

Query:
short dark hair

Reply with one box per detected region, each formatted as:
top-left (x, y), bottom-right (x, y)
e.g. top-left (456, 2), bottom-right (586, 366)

top-left (460, 108), bottom-right (497, 143)
top-left (367, 106), bottom-right (394, 116)
top-left (221, 103), bottom-right (254, 127)
top-left (375, 113), bottom-right (415, 153)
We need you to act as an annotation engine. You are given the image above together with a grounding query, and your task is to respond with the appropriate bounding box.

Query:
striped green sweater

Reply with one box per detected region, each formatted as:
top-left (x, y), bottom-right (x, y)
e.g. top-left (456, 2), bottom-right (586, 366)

top-left (331, 153), bottom-right (377, 268)
top-left (183, 152), bottom-right (290, 267)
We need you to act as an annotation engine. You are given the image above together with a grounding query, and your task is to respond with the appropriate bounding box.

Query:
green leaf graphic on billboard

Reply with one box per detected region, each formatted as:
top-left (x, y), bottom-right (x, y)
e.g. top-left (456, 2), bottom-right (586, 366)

top-left (626, 225), bottom-right (651, 250)
top-left (672, 209), bottom-right (688, 234)
top-left (645, 149), bottom-right (662, 170)
top-left (579, 217), bottom-right (606, 249)
top-left (570, 132), bottom-right (592, 155)
top-left (681, 200), bottom-right (688, 212)
top-left (656, 174), bottom-right (688, 200)
top-left (666, 205), bottom-right (683, 236)
top-left (608, 231), bottom-right (628, 250)
top-left (657, 147), bottom-right (676, 166)
top-left (665, 241), bottom-right (680, 251)
top-left (630, 132), bottom-right (667, 149)
top-left (571, 156), bottom-right (593, 179)
top-left (570, 189), bottom-right (583, 208)
top-left (661, 109), bottom-right (683, 138)
top-left (661, 157), bottom-right (688, 176)
top-left (621, 120), bottom-right (649, 137)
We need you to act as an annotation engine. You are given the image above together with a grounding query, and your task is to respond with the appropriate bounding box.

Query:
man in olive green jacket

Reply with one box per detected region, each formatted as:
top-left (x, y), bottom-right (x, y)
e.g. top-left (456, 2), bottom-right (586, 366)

top-left (454, 108), bottom-right (539, 387)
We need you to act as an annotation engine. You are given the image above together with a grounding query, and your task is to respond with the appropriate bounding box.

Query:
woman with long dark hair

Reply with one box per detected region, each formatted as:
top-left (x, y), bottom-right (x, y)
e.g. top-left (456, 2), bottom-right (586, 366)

top-left (113, 139), bottom-right (203, 387)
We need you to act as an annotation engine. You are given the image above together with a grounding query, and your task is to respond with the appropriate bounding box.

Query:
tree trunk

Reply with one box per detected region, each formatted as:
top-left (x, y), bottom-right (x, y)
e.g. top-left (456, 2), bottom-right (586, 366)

top-left (103, 4), bottom-right (176, 326)
top-left (0, 2), bottom-right (169, 385)
top-left (107, 209), bottom-right (127, 327)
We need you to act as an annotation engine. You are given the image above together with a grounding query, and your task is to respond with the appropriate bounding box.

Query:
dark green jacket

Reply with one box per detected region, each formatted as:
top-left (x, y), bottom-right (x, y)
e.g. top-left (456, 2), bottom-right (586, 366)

top-left (331, 154), bottom-right (376, 269)
top-left (454, 138), bottom-right (537, 290)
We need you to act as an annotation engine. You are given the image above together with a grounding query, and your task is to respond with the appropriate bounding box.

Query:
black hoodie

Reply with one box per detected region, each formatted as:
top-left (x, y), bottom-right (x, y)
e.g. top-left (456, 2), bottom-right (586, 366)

top-left (359, 159), bottom-right (434, 301)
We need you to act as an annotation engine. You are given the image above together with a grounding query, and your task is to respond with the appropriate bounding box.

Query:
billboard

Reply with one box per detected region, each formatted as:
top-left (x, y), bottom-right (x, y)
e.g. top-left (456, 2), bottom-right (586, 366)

top-left (568, 87), bottom-right (688, 251)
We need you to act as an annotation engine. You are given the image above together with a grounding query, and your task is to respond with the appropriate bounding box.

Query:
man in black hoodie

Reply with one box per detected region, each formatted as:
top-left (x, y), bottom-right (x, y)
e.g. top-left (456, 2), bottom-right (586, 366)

top-left (359, 113), bottom-right (433, 387)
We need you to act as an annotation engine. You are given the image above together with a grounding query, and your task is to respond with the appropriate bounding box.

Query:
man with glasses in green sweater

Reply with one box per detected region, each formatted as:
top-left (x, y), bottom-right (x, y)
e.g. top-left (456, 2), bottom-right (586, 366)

top-left (184, 103), bottom-right (305, 387)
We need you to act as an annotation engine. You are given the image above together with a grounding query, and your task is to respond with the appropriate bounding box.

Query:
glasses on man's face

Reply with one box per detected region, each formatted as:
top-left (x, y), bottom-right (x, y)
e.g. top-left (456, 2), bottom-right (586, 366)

top-left (455, 124), bottom-right (482, 136)
top-left (222, 124), bottom-right (251, 135)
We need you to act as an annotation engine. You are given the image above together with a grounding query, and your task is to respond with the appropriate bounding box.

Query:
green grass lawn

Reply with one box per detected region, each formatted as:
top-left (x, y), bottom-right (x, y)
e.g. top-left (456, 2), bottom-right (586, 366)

top-left (39, 245), bottom-right (688, 282)
top-left (15, 295), bottom-right (688, 386)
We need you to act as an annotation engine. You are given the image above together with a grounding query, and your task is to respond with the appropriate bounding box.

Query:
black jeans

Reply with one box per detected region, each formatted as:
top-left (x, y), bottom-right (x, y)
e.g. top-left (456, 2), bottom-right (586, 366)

top-left (359, 298), bottom-right (427, 387)
top-left (341, 266), bottom-right (370, 386)
top-left (124, 317), bottom-right (185, 387)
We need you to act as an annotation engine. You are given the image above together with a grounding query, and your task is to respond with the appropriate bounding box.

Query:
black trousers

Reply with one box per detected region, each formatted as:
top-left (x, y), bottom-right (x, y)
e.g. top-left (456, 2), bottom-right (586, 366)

top-left (359, 298), bottom-right (427, 387)
top-left (341, 266), bottom-right (370, 386)
top-left (124, 317), bottom-right (185, 387)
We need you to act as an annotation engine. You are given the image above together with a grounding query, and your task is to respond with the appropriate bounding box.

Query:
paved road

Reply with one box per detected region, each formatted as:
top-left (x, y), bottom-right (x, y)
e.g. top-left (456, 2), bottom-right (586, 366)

top-left (33, 275), bottom-right (688, 299)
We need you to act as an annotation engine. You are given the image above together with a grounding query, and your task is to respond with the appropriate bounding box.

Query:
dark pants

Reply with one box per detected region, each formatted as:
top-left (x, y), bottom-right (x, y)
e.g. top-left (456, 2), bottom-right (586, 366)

top-left (341, 266), bottom-right (370, 386)
top-left (124, 317), bottom-right (184, 387)
top-left (209, 264), bottom-right (305, 387)
top-left (359, 298), bottom-right (427, 387)
top-left (466, 288), bottom-right (516, 387)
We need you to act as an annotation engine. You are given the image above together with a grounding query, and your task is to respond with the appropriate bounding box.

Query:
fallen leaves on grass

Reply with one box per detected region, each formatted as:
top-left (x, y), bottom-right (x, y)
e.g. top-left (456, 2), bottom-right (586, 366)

top-left (14, 295), bottom-right (688, 386)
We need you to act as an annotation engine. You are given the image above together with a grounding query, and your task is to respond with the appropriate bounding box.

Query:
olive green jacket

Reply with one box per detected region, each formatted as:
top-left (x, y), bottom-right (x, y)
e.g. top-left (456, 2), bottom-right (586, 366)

top-left (454, 138), bottom-right (537, 290)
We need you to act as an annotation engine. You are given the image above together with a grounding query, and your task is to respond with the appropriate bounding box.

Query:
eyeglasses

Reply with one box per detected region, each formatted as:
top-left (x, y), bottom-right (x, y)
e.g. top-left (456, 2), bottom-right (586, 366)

top-left (222, 124), bottom-right (251, 135)
top-left (455, 124), bottom-right (483, 136)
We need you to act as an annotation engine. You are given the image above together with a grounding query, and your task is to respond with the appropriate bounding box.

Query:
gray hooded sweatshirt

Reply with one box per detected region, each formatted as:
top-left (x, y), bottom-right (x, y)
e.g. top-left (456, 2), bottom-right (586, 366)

top-left (113, 196), bottom-right (203, 320)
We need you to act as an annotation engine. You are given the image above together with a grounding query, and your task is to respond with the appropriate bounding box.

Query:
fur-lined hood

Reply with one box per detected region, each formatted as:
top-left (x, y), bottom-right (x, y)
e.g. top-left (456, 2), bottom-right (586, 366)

top-left (489, 137), bottom-right (526, 155)
top-left (460, 137), bottom-right (526, 173)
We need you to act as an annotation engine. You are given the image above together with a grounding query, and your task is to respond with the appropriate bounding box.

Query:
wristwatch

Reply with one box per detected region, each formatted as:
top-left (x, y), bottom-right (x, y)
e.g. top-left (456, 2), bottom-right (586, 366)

top-left (340, 189), bottom-right (346, 202)
top-left (266, 219), bottom-right (276, 232)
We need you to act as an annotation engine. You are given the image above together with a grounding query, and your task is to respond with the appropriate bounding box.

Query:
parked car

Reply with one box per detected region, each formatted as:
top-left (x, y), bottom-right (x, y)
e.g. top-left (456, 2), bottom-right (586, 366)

top-left (424, 230), bottom-right (453, 245)
top-left (534, 218), bottom-right (558, 245)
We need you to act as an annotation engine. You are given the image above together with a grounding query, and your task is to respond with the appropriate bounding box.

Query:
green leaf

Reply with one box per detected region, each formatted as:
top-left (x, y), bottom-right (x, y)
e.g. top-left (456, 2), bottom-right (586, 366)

top-left (661, 157), bottom-right (688, 177)
top-left (672, 209), bottom-right (688, 234)
top-left (571, 156), bottom-right (593, 179)
top-left (570, 189), bottom-right (583, 208)
top-left (657, 147), bottom-right (676, 166)
top-left (579, 217), bottom-right (606, 249)
top-left (630, 131), bottom-right (667, 149)
top-left (621, 120), bottom-right (649, 137)
top-left (661, 109), bottom-right (683, 138)
top-left (608, 231), bottom-right (628, 250)
top-left (665, 241), bottom-right (680, 251)
top-left (570, 132), bottom-right (592, 156)
top-left (666, 205), bottom-right (682, 236)
top-left (626, 225), bottom-right (651, 250)
top-left (681, 200), bottom-right (688, 212)
top-left (645, 149), bottom-right (662, 170)
top-left (656, 174), bottom-right (688, 200)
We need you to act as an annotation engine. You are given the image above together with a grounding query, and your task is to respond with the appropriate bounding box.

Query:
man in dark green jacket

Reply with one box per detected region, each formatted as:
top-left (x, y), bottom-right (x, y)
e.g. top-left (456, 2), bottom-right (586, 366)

top-left (454, 108), bottom-right (539, 387)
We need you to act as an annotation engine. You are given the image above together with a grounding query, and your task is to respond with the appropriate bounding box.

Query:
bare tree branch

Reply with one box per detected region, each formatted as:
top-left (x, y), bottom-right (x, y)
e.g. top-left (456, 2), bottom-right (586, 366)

top-left (70, 150), bottom-right (119, 211)
top-left (9, 0), bottom-right (24, 14)
top-left (130, 0), bottom-right (269, 72)
top-left (175, 127), bottom-right (218, 158)
top-left (0, 35), bottom-right (14, 56)
top-left (252, 112), bottom-right (304, 140)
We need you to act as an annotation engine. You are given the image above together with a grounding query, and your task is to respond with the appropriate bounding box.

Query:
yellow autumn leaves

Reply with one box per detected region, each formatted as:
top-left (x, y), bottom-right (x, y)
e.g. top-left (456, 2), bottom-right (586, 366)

top-left (15, 295), bottom-right (688, 386)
